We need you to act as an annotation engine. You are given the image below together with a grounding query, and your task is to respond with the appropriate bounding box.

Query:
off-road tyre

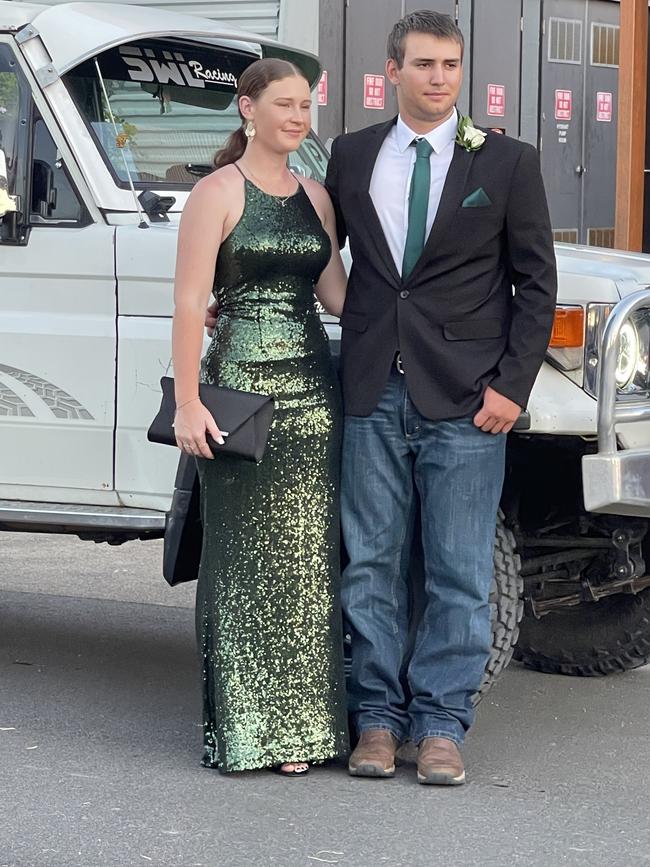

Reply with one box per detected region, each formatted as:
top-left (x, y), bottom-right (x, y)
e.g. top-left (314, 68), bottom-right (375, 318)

top-left (514, 589), bottom-right (650, 676)
top-left (476, 512), bottom-right (524, 700)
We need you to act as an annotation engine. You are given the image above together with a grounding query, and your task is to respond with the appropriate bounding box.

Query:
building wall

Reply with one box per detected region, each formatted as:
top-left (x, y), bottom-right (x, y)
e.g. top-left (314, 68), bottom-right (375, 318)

top-left (279, 0), bottom-right (318, 55)
top-left (32, 0), bottom-right (312, 44)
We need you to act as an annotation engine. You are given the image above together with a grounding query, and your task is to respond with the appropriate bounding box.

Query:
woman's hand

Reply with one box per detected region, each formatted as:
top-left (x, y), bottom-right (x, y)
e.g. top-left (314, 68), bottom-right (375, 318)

top-left (174, 399), bottom-right (225, 459)
top-left (206, 301), bottom-right (219, 337)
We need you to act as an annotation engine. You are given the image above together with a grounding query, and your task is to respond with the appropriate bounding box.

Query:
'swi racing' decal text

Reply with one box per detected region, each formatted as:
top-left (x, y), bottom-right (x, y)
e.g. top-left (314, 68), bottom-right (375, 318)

top-left (119, 45), bottom-right (238, 90)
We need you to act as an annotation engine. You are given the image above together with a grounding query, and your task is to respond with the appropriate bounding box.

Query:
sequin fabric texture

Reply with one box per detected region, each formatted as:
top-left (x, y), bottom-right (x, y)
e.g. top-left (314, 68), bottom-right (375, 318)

top-left (196, 179), bottom-right (349, 772)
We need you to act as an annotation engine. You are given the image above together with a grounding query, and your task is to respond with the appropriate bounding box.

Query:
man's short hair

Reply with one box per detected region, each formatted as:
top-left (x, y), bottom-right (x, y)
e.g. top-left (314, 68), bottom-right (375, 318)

top-left (387, 9), bottom-right (465, 67)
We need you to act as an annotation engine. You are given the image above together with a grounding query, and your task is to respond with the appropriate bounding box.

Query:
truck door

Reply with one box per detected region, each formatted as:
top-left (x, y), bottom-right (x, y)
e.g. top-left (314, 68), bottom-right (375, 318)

top-left (0, 41), bottom-right (116, 496)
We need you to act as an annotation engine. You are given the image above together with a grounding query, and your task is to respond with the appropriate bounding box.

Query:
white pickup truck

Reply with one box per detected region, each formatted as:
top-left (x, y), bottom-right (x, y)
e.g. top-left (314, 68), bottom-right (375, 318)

top-left (3, 0), bottom-right (650, 694)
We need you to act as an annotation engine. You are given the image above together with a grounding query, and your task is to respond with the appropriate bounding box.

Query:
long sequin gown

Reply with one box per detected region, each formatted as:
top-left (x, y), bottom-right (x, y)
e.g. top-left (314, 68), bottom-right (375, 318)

top-left (195, 176), bottom-right (349, 772)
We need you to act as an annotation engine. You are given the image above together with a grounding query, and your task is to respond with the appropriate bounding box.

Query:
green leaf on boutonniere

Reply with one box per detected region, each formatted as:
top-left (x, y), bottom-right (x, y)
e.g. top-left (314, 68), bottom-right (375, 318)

top-left (455, 114), bottom-right (487, 152)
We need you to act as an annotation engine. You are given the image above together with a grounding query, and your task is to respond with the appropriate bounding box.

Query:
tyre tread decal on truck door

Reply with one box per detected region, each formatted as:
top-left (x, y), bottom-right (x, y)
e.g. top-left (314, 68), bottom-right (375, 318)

top-left (0, 364), bottom-right (94, 419)
top-left (0, 379), bottom-right (35, 417)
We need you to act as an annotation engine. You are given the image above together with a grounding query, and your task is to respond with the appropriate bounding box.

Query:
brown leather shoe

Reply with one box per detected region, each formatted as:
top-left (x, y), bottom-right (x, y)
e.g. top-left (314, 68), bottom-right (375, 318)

top-left (416, 737), bottom-right (466, 785)
top-left (348, 729), bottom-right (399, 778)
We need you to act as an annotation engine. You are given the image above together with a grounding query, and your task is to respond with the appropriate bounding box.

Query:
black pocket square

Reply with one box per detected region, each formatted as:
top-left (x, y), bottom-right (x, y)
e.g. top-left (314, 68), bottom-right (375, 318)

top-left (461, 187), bottom-right (492, 208)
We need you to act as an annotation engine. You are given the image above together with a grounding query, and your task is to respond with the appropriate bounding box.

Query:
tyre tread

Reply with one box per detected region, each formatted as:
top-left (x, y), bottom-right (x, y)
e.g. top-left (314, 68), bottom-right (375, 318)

top-left (477, 513), bottom-right (524, 699)
top-left (514, 599), bottom-right (650, 677)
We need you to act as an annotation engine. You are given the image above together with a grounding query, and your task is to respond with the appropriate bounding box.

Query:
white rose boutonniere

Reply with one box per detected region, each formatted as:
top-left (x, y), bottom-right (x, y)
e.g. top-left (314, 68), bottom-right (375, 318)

top-left (455, 115), bottom-right (487, 152)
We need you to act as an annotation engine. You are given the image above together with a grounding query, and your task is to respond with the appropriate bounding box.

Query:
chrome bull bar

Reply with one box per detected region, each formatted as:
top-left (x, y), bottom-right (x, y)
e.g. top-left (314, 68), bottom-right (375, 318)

top-left (583, 288), bottom-right (650, 517)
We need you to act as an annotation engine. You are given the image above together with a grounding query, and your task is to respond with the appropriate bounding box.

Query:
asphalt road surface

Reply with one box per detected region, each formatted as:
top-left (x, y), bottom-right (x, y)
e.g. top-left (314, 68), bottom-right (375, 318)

top-left (2, 532), bottom-right (650, 867)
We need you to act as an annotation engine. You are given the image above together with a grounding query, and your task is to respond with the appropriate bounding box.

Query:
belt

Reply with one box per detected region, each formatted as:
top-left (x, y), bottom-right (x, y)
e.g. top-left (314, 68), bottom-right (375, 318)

top-left (395, 352), bottom-right (405, 375)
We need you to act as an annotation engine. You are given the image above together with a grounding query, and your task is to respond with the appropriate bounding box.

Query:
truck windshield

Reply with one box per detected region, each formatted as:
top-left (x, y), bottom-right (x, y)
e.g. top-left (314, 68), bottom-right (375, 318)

top-left (63, 39), bottom-right (328, 188)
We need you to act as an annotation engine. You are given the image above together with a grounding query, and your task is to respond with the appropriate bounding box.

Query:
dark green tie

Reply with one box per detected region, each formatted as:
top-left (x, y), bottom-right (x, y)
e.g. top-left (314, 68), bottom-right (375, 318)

top-left (402, 137), bottom-right (433, 279)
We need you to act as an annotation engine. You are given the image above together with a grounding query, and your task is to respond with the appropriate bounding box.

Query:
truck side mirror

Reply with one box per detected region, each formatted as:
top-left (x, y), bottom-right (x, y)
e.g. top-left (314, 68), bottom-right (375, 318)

top-left (0, 147), bottom-right (18, 219)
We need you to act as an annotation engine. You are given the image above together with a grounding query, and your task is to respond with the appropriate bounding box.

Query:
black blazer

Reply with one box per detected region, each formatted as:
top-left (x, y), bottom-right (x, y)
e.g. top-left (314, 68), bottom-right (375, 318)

top-left (325, 117), bottom-right (558, 420)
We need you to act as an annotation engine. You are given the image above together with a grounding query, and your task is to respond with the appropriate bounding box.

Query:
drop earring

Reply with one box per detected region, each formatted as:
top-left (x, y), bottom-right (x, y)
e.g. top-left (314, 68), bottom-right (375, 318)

top-left (245, 121), bottom-right (256, 141)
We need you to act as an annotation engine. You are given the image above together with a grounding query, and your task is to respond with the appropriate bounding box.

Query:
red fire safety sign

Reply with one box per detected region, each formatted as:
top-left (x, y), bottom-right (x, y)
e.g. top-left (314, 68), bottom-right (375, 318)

top-left (596, 91), bottom-right (613, 122)
top-left (364, 74), bottom-right (385, 110)
top-left (487, 84), bottom-right (505, 117)
top-left (317, 71), bottom-right (328, 107)
top-left (555, 89), bottom-right (572, 121)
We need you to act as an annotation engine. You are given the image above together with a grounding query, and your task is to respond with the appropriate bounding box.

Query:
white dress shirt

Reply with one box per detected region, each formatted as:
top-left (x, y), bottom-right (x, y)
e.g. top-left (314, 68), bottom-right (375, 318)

top-left (369, 108), bottom-right (458, 276)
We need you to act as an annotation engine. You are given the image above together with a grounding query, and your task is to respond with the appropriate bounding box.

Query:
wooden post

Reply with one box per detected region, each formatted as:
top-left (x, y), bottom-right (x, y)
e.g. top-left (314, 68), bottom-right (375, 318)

top-left (615, 0), bottom-right (648, 251)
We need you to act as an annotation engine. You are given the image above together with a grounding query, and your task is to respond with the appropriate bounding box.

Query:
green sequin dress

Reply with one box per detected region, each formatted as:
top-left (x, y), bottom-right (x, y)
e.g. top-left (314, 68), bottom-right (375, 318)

top-left (195, 176), bottom-right (349, 772)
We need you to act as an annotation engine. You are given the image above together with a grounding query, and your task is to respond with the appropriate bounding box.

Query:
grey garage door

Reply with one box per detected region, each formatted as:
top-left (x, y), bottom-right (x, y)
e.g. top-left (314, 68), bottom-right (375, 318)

top-left (470, 0), bottom-right (522, 137)
top-left (540, 0), bottom-right (619, 246)
top-left (343, 0), bottom-right (457, 134)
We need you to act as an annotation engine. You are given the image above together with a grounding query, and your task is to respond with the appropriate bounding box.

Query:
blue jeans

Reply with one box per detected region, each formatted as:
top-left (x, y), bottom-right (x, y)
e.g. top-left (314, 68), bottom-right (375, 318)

top-left (341, 368), bottom-right (506, 746)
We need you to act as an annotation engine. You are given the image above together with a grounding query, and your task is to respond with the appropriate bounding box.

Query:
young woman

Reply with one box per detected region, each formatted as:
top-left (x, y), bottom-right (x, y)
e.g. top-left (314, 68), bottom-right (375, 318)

top-left (171, 58), bottom-right (349, 775)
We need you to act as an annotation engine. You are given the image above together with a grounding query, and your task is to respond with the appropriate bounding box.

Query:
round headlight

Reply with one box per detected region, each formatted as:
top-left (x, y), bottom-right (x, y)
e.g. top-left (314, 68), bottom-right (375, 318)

top-left (616, 321), bottom-right (639, 388)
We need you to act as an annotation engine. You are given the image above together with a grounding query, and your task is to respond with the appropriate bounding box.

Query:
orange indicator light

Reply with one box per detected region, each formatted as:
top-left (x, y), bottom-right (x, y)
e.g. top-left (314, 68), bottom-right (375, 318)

top-left (549, 307), bottom-right (584, 348)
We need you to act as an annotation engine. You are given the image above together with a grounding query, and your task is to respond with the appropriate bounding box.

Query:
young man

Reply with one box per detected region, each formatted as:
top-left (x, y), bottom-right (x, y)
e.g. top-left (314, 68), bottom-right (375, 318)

top-left (325, 10), bottom-right (557, 784)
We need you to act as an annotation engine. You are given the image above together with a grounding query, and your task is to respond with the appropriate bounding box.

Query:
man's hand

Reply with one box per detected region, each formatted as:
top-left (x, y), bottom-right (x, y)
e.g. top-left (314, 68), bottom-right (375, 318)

top-left (205, 301), bottom-right (218, 338)
top-left (473, 386), bottom-right (521, 434)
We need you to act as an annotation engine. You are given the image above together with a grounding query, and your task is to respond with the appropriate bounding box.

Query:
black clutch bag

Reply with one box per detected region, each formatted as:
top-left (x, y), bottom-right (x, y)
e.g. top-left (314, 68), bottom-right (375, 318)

top-left (147, 376), bottom-right (275, 463)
